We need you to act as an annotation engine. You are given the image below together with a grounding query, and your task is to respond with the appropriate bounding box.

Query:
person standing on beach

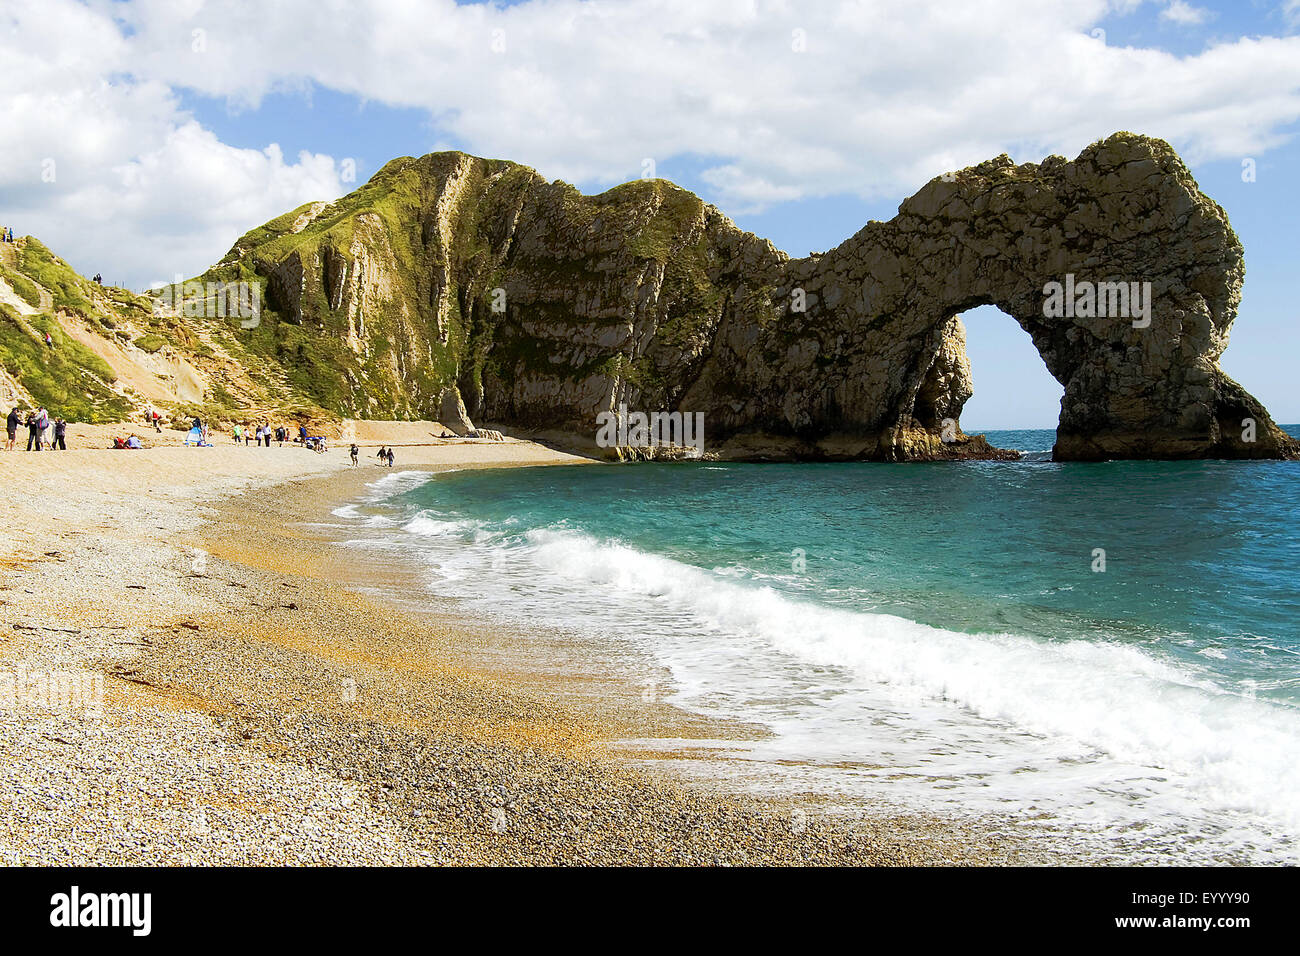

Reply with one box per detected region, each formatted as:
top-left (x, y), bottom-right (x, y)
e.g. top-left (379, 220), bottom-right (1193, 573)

top-left (6, 406), bottom-right (19, 451)
top-left (232, 423), bottom-right (242, 444)
top-left (52, 417), bottom-right (66, 450)
top-left (375, 446), bottom-right (386, 464)
top-left (25, 411), bottom-right (40, 451)
top-left (349, 443), bottom-right (359, 466)
top-left (385, 448), bottom-right (395, 468)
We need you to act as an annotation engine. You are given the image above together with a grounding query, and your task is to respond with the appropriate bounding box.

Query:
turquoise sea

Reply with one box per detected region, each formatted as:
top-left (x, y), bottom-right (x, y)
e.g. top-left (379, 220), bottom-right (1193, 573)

top-left (330, 426), bottom-right (1300, 863)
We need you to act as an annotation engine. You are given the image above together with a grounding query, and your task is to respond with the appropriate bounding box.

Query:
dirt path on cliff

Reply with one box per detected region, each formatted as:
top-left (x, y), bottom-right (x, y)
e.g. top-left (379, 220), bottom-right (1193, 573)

top-left (0, 276), bottom-right (41, 316)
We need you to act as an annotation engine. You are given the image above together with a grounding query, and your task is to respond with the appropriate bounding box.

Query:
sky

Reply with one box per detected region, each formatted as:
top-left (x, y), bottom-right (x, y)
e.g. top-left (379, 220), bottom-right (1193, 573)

top-left (1, 0), bottom-right (1298, 427)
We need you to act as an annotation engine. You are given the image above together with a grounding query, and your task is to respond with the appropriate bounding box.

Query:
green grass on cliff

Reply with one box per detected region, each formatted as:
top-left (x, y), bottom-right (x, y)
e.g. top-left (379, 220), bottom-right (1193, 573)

top-left (0, 235), bottom-right (323, 425)
top-left (213, 151), bottom-right (740, 421)
top-left (217, 153), bottom-right (496, 418)
top-left (16, 239), bottom-right (98, 316)
top-left (227, 202), bottom-right (324, 253)
top-left (232, 154), bottom-right (452, 269)
top-left (0, 305), bottom-right (131, 422)
top-left (0, 264), bottom-right (44, 309)
top-left (239, 312), bottom-right (355, 412)
top-left (617, 181), bottom-right (705, 263)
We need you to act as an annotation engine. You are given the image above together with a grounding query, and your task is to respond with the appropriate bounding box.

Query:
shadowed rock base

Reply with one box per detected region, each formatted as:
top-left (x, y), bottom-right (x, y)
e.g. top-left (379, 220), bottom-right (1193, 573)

top-left (1054, 372), bottom-right (1298, 461)
top-left (714, 428), bottom-right (1020, 462)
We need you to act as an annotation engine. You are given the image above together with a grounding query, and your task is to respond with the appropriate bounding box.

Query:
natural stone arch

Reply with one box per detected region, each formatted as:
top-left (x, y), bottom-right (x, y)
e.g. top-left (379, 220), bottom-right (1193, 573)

top-left (226, 135), bottom-right (1294, 461)
top-left (689, 133), bottom-right (1296, 460)
top-left (909, 301), bottom-right (1069, 438)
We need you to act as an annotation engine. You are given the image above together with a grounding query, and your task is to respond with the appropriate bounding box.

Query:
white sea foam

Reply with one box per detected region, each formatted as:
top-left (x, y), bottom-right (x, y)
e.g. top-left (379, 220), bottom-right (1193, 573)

top-left (336, 506), bottom-right (1300, 862)
top-left (325, 472), bottom-right (434, 526)
top-left (403, 513), bottom-right (493, 540)
top-left (364, 470), bottom-right (437, 501)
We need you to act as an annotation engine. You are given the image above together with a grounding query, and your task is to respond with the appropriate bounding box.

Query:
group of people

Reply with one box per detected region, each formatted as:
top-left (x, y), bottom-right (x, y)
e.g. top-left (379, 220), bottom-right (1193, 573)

top-left (232, 421), bottom-right (291, 447)
top-left (225, 420), bottom-right (339, 453)
top-left (0, 225), bottom-right (14, 243)
top-left (2, 404), bottom-right (411, 462)
top-left (6, 406), bottom-right (67, 451)
top-left (349, 444), bottom-right (395, 467)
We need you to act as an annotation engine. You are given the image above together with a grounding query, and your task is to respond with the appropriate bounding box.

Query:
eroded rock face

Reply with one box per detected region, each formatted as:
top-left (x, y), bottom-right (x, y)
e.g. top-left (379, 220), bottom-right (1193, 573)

top-left (726, 134), bottom-right (1295, 460)
top-left (214, 134), bottom-right (1296, 461)
top-left (437, 386), bottom-right (475, 437)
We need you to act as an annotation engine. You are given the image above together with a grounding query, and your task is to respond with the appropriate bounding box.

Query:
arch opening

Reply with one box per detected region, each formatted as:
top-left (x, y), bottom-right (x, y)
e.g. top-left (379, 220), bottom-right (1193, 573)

top-left (956, 303), bottom-right (1064, 436)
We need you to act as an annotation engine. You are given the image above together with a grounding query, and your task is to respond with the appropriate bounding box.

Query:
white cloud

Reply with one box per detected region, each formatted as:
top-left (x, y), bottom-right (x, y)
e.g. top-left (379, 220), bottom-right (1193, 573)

top-left (3, 0), bottom-right (1300, 287)
top-left (1161, 1), bottom-right (1210, 25)
top-left (0, 0), bottom-right (345, 289)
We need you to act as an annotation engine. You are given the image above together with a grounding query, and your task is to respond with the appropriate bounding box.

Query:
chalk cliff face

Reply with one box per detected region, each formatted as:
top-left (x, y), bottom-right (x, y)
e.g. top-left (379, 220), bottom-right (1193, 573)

top-left (210, 133), bottom-right (1297, 461)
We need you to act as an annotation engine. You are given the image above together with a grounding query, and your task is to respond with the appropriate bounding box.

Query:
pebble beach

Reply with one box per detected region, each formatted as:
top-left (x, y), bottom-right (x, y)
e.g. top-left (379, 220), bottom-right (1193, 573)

top-left (0, 428), bottom-right (1039, 866)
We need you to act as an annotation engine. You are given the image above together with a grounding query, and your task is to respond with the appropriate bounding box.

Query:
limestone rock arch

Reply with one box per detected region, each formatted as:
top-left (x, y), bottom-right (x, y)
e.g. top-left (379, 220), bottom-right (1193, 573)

top-left (220, 135), bottom-right (1295, 461)
top-left (691, 133), bottom-right (1296, 460)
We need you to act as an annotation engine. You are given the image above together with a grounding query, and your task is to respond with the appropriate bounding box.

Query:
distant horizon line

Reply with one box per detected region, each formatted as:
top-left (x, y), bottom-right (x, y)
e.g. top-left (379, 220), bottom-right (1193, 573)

top-left (966, 425), bottom-right (1059, 432)
top-left (966, 423), bottom-right (1300, 431)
